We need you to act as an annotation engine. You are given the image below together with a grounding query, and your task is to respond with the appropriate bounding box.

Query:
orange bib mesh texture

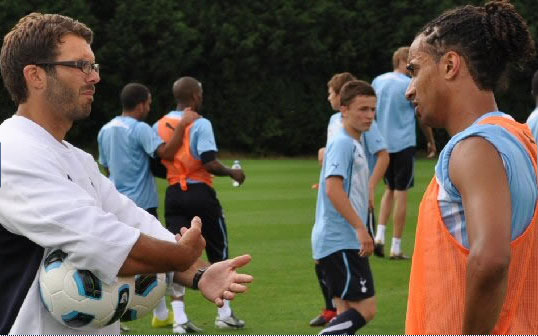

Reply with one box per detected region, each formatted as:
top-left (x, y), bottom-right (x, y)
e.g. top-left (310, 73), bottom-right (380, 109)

top-left (406, 116), bottom-right (538, 334)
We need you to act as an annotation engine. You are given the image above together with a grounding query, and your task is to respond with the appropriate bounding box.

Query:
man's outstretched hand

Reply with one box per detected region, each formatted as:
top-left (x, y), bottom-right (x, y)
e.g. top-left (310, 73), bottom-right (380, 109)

top-left (198, 254), bottom-right (254, 307)
top-left (174, 216), bottom-right (206, 271)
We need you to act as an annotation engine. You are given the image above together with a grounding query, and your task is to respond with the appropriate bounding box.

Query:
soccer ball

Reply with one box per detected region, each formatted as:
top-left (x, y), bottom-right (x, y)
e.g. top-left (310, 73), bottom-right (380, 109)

top-left (121, 273), bottom-right (169, 322)
top-left (39, 249), bottom-right (133, 329)
top-left (39, 249), bottom-right (167, 329)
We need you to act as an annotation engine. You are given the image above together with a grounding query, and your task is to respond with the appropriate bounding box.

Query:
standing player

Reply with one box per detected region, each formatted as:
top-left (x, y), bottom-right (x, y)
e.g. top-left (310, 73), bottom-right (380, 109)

top-left (310, 72), bottom-right (388, 327)
top-left (312, 80), bottom-right (377, 335)
top-left (97, 83), bottom-right (202, 333)
top-left (404, 1), bottom-right (538, 333)
top-left (0, 13), bottom-right (253, 334)
top-left (526, 70), bottom-right (538, 141)
top-left (325, 73), bottom-right (389, 210)
top-left (155, 76), bottom-right (247, 331)
top-left (98, 82), bottom-right (199, 217)
top-left (372, 47), bottom-right (436, 259)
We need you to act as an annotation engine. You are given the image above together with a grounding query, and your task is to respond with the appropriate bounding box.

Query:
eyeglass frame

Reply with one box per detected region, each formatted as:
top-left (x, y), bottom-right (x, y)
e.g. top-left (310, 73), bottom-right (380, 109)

top-left (35, 60), bottom-right (99, 75)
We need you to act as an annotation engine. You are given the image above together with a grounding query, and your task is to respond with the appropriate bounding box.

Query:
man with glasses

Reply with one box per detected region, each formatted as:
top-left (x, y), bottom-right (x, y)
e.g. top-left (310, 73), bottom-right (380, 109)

top-left (0, 12), bottom-right (253, 334)
top-left (35, 60), bottom-right (100, 74)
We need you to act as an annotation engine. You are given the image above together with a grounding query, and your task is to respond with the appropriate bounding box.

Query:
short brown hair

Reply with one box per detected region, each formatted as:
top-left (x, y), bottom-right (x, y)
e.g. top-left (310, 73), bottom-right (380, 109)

top-left (327, 72), bottom-right (357, 95)
top-left (392, 47), bottom-right (410, 69)
top-left (340, 80), bottom-right (376, 107)
top-left (0, 13), bottom-right (93, 104)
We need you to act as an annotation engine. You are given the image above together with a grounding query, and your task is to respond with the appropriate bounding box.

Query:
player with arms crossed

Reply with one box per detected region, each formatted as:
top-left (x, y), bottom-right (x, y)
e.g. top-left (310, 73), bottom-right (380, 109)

top-left (312, 80), bottom-right (377, 335)
top-left (404, 1), bottom-right (538, 334)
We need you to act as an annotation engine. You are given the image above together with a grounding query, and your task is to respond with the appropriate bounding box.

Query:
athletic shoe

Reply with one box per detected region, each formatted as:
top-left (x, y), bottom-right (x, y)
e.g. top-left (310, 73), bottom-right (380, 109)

top-left (215, 311), bottom-right (245, 329)
top-left (120, 323), bottom-right (130, 333)
top-left (389, 252), bottom-right (410, 260)
top-left (374, 241), bottom-right (385, 257)
top-left (173, 320), bottom-right (203, 334)
top-left (151, 311), bottom-right (174, 328)
top-left (309, 309), bottom-right (337, 327)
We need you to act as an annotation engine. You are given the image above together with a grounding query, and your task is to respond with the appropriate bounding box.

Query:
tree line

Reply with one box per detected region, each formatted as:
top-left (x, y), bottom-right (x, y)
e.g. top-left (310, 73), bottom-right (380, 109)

top-left (0, 0), bottom-right (537, 155)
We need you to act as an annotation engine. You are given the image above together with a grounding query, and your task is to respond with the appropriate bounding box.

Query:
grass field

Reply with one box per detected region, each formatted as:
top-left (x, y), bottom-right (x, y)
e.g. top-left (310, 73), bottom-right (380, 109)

top-left (123, 156), bottom-right (437, 334)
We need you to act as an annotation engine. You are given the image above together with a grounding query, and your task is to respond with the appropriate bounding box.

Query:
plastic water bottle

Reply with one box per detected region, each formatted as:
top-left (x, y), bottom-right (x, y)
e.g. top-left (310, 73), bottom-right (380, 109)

top-left (231, 160), bottom-right (241, 187)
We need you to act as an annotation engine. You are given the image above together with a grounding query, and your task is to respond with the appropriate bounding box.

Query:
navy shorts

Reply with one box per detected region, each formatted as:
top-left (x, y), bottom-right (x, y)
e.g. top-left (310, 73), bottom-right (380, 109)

top-left (318, 249), bottom-right (375, 301)
top-left (384, 146), bottom-right (415, 190)
top-left (164, 183), bottom-right (228, 263)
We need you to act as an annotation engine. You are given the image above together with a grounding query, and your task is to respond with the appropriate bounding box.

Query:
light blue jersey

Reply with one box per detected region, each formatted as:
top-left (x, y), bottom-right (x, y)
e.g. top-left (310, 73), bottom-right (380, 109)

top-left (436, 112), bottom-right (537, 248)
top-left (153, 111), bottom-right (218, 183)
top-left (326, 112), bottom-right (387, 174)
top-left (526, 107), bottom-right (538, 142)
top-left (372, 72), bottom-right (416, 153)
top-left (312, 129), bottom-right (370, 259)
top-left (98, 116), bottom-right (163, 209)
top-left (326, 112), bottom-right (343, 144)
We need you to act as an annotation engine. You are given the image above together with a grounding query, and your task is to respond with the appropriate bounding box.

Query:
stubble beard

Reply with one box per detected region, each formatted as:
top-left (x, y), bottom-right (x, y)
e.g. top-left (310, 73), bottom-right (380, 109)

top-left (45, 74), bottom-right (91, 122)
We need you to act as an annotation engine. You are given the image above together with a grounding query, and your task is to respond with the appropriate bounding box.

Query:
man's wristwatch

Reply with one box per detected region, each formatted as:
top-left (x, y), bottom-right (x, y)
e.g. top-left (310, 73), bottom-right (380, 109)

top-left (192, 268), bottom-right (207, 290)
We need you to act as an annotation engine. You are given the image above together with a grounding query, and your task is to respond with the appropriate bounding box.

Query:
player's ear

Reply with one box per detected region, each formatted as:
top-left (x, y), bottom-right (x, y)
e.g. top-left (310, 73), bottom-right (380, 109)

top-left (442, 51), bottom-right (460, 80)
top-left (340, 105), bottom-right (348, 118)
top-left (135, 101), bottom-right (144, 115)
top-left (23, 64), bottom-right (46, 91)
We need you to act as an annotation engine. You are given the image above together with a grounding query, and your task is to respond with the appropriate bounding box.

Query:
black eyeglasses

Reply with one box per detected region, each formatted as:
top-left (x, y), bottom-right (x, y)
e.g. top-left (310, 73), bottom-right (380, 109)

top-left (35, 60), bottom-right (100, 75)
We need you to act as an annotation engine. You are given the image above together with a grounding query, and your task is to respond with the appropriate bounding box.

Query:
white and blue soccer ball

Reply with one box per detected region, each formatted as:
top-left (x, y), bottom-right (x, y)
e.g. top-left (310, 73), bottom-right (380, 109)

top-left (121, 273), bottom-right (168, 322)
top-left (39, 249), bottom-right (167, 329)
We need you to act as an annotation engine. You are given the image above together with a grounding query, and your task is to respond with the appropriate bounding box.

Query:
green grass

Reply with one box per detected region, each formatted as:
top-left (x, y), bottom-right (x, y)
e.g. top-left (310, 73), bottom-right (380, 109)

top-left (123, 157), bottom-right (437, 334)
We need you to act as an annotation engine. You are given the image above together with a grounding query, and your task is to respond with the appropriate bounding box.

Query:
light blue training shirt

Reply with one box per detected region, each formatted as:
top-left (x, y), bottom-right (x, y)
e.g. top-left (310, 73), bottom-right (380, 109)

top-left (98, 116), bottom-right (163, 209)
top-left (372, 72), bottom-right (416, 153)
top-left (312, 128), bottom-right (370, 259)
top-left (526, 107), bottom-right (538, 142)
top-left (153, 110), bottom-right (218, 184)
top-left (436, 112), bottom-right (537, 248)
top-left (327, 112), bottom-right (387, 174)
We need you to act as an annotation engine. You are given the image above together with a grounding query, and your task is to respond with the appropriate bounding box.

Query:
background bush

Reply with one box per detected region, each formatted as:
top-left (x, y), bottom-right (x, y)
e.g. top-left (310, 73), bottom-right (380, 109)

top-left (0, 0), bottom-right (537, 155)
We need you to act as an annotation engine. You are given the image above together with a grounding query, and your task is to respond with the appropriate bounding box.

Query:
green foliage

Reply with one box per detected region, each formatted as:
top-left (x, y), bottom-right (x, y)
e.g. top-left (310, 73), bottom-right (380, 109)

top-left (0, 0), bottom-right (537, 154)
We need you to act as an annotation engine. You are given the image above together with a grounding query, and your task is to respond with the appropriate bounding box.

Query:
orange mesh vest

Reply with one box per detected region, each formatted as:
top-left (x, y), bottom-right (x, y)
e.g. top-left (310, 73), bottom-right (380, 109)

top-left (406, 116), bottom-right (538, 334)
top-left (157, 115), bottom-right (213, 191)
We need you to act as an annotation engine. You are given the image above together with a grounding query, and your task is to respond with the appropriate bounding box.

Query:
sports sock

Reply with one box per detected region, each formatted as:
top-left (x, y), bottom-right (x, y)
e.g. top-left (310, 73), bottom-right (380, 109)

top-left (315, 263), bottom-right (336, 311)
top-left (319, 308), bottom-right (366, 335)
top-left (375, 224), bottom-right (386, 243)
top-left (171, 299), bottom-right (188, 324)
top-left (218, 299), bottom-right (232, 319)
top-left (153, 297), bottom-right (169, 320)
top-left (391, 237), bottom-right (401, 254)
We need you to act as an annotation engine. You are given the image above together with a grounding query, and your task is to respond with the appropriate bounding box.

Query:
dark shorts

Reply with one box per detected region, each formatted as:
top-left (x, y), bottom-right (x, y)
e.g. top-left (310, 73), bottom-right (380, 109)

top-left (164, 183), bottom-right (228, 263)
top-left (384, 146), bottom-right (415, 190)
top-left (318, 249), bottom-right (375, 301)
